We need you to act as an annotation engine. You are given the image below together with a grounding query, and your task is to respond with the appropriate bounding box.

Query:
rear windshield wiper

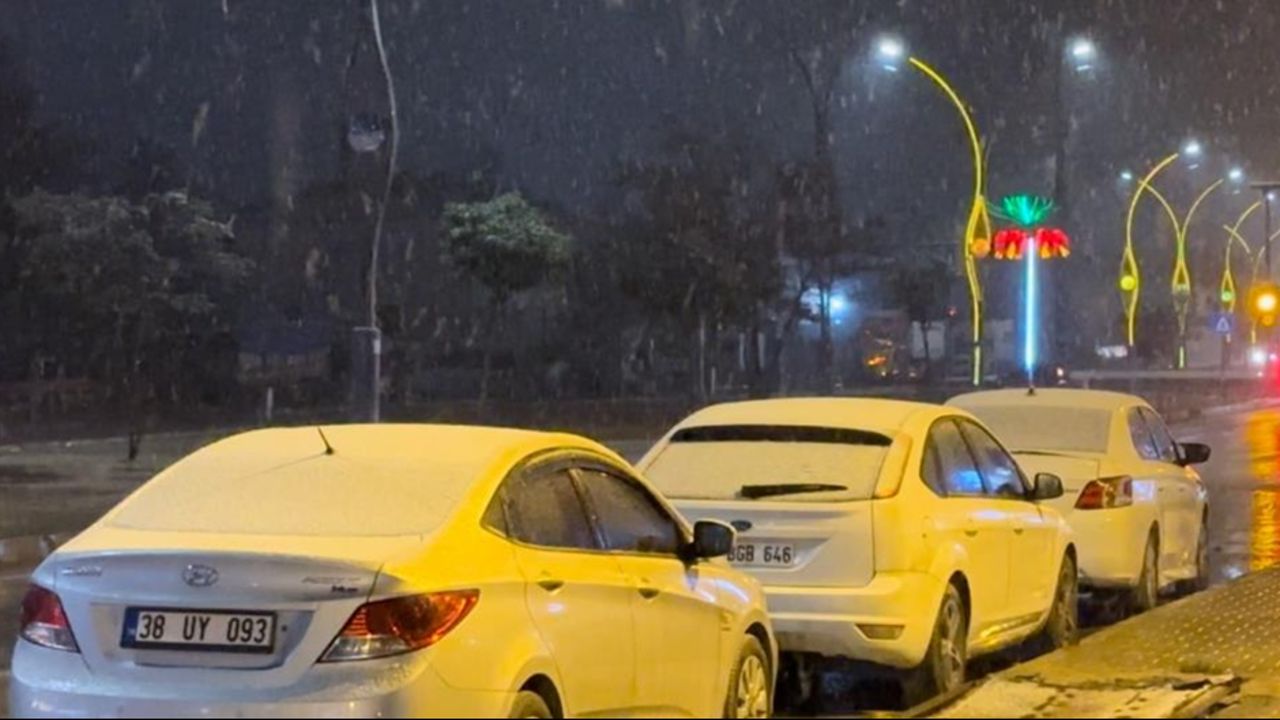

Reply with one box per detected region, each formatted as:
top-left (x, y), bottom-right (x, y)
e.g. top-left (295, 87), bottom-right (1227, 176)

top-left (740, 483), bottom-right (848, 500)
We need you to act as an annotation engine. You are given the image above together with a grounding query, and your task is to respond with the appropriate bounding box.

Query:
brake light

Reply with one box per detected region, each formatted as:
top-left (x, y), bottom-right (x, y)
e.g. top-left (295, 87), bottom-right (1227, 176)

top-left (320, 590), bottom-right (479, 662)
top-left (20, 585), bottom-right (78, 653)
top-left (1075, 476), bottom-right (1134, 510)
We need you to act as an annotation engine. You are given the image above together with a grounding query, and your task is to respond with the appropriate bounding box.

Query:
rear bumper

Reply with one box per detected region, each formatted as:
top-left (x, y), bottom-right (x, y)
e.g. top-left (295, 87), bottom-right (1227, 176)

top-left (1070, 507), bottom-right (1149, 589)
top-left (764, 572), bottom-right (944, 670)
top-left (8, 641), bottom-right (516, 718)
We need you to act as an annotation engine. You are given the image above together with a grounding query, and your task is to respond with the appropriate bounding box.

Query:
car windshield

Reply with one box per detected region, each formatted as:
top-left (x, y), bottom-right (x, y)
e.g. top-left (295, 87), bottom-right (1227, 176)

top-left (643, 425), bottom-right (890, 503)
top-left (960, 406), bottom-right (1112, 454)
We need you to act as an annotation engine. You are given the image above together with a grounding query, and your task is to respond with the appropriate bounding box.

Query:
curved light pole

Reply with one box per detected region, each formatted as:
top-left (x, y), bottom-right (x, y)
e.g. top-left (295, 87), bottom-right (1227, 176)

top-left (1123, 143), bottom-right (1233, 367)
top-left (1121, 153), bottom-right (1179, 350)
top-left (1222, 202), bottom-right (1263, 314)
top-left (878, 38), bottom-right (990, 386)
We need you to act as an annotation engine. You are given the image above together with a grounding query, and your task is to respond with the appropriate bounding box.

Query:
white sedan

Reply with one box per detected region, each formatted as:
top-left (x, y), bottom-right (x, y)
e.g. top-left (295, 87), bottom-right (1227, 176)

top-left (638, 398), bottom-right (1077, 702)
top-left (949, 389), bottom-right (1211, 611)
top-left (10, 424), bottom-right (775, 719)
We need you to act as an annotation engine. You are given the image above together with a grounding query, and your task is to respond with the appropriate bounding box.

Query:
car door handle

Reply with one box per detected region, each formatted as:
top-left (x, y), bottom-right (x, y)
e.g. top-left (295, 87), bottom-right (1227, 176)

top-left (964, 529), bottom-right (979, 537)
top-left (536, 577), bottom-right (565, 593)
top-left (1013, 527), bottom-right (1025, 535)
top-left (637, 582), bottom-right (661, 600)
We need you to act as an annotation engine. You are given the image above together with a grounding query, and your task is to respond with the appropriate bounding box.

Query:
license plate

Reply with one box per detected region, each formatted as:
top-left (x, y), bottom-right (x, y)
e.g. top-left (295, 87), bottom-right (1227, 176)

top-left (729, 543), bottom-right (797, 567)
top-left (122, 608), bottom-right (276, 654)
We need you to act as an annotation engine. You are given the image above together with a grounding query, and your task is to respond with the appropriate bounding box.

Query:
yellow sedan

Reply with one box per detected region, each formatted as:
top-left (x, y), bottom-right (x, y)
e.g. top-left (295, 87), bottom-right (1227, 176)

top-left (10, 424), bottom-right (775, 719)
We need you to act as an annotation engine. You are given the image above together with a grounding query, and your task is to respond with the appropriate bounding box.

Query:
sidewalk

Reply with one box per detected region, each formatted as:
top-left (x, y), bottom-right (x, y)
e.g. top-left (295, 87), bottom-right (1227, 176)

top-left (940, 568), bottom-right (1280, 718)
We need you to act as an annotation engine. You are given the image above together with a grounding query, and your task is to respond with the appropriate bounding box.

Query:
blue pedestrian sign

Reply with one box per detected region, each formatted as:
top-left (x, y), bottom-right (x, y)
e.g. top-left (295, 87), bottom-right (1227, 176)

top-left (1211, 312), bottom-right (1236, 336)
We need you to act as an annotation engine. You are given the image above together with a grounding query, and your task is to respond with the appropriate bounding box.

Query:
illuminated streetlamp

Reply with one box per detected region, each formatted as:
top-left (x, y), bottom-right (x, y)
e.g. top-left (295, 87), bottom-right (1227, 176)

top-left (876, 36), bottom-right (990, 386)
top-left (1122, 145), bottom-right (1234, 367)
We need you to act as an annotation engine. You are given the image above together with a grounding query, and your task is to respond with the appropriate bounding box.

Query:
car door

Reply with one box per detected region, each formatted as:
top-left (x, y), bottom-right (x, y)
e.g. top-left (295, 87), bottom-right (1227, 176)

top-left (498, 459), bottom-right (639, 717)
top-left (959, 419), bottom-right (1057, 623)
top-left (1126, 407), bottom-right (1184, 576)
top-left (1141, 407), bottom-right (1202, 574)
top-left (574, 463), bottom-right (723, 718)
top-left (922, 419), bottom-right (1014, 637)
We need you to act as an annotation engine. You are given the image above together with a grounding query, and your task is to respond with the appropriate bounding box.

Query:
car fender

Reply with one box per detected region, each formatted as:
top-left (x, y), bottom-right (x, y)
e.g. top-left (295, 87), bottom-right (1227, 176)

top-left (925, 539), bottom-right (971, 608)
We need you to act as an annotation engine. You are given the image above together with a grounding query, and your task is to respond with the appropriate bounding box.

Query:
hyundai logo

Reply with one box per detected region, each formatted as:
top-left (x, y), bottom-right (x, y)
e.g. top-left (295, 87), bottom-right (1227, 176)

top-left (182, 564), bottom-right (219, 588)
top-left (730, 520), bottom-right (753, 532)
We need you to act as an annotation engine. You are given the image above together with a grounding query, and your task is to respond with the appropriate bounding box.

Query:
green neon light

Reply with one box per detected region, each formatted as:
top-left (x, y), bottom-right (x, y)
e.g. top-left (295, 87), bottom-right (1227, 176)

top-left (994, 195), bottom-right (1056, 229)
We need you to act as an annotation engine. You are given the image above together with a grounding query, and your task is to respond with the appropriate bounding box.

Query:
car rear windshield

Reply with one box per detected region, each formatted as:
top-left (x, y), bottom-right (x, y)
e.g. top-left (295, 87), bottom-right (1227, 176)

top-left (960, 406), bottom-right (1111, 454)
top-left (643, 424), bottom-right (892, 502)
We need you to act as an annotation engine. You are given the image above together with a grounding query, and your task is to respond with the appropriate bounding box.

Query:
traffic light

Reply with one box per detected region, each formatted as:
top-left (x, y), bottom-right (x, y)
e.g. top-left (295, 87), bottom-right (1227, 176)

top-left (1251, 283), bottom-right (1280, 328)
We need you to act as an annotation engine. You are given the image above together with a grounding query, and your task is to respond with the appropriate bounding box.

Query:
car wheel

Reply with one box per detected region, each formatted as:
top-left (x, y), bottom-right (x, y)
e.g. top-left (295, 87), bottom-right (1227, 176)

top-left (1032, 553), bottom-right (1079, 652)
top-left (1129, 531), bottom-right (1160, 613)
top-left (903, 583), bottom-right (967, 705)
top-left (508, 690), bottom-right (554, 719)
top-left (725, 635), bottom-right (771, 719)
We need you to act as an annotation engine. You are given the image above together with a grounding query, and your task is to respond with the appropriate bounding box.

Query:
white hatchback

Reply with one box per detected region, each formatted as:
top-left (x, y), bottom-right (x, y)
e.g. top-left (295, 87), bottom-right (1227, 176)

top-left (10, 424), bottom-right (775, 719)
top-left (949, 389), bottom-right (1212, 610)
top-left (639, 398), bottom-right (1078, 701)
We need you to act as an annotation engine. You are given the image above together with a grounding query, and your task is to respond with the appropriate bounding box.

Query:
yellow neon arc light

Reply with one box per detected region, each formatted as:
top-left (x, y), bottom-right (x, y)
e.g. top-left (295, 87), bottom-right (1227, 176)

top-left (1124, 162), bottom-right (1225, 366)
top-left (1122, 153), bottom-right (1179, 347)
top-left (1221, 202), bottom-right (1262, 313)
top-left (908, 56), bottom-right (988, 386)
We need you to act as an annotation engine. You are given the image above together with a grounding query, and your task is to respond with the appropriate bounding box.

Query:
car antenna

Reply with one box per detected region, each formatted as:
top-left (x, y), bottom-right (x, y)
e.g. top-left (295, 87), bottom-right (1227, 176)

top-left (317, 427), bottom-right (335, 456)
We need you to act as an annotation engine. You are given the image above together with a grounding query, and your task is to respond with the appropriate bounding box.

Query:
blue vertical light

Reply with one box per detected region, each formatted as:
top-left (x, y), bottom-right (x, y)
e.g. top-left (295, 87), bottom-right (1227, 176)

top-left (1024, 235), bottom-right (1039, 384)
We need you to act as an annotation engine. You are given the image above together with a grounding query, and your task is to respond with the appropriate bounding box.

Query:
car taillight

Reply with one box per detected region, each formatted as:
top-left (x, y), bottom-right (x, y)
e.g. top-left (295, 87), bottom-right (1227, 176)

top-left (320, 590), bottom-right (479, 662)
top-left (1075, 476), bottom-right (1134, 510)
top-left (20, 585), bottom-right (78, 653)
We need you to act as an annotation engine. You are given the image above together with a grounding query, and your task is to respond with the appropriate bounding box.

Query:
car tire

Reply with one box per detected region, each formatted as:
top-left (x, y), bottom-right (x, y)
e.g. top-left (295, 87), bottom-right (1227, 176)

top-left (508, 690), bottom-right (554, 719)
top-left (1029, 553), bottom-right (1079, 654)
top-left (903, 583), bottom-right (967, 705)
top-left (725, 635), bottom-right (772, 719)
top-left (1129, 531), bottom-right (1160, 613)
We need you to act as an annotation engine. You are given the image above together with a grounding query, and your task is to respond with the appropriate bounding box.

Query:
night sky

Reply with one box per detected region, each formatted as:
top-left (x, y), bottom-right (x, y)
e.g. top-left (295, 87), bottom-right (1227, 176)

top-left (3, 0), bottom-right (1279, 272)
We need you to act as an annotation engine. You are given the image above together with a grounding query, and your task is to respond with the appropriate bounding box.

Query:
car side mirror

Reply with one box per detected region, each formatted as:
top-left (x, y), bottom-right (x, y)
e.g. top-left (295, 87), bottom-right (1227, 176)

top-left (1032, 473), bottom-right (1065, 501)
top-left (689, 520), bottom-right (735, 561)
top-left (1179, 442), bottom-right (1211, 466)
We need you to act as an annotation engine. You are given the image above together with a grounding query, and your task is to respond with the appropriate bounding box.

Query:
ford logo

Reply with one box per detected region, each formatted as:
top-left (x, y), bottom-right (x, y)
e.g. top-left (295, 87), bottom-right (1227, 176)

top-left (182, 564), bottom-right (219, 588)
top-left (730, 520), bottom-right (753, 532)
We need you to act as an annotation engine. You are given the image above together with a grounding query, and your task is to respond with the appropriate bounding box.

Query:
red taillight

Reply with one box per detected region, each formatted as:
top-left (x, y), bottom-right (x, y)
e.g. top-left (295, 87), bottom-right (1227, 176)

top-left (1075, 476), bottom-right (1134, 510)
top-left (320, 590), bottom-right (479, 663)
top-left (19, 585), bottom-right (78, 653)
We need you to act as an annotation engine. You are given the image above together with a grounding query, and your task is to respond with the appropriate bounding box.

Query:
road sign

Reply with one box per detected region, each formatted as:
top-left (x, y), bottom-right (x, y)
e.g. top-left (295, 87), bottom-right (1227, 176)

top-left (1211, 312), bottom-right (1236, 336)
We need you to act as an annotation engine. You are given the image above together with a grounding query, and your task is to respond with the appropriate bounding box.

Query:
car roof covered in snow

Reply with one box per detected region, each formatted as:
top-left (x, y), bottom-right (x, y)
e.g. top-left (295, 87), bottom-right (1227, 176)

top-left (671, 397), bottom-right (954, 436)
top-left (949, 388), bottom-right (1148, 412)
top-left (103, 424), bottom-right (612, 538)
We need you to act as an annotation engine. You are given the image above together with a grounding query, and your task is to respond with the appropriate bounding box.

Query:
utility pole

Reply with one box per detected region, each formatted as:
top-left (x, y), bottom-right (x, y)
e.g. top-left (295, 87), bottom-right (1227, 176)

top-left (1252, 182), bottom-right (1280, 279)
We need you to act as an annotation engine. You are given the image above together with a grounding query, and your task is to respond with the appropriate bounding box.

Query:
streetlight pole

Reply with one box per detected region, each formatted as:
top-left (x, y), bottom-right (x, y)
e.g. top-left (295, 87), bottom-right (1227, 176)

top-left (1250, 182), bottom-right (1280, 278)
top-left (350, 0), bottom-right (400, 423)
top-left (877, 38), bottom-right (989, 386)
top-left (1121, 153), bottom-right (1179, 351)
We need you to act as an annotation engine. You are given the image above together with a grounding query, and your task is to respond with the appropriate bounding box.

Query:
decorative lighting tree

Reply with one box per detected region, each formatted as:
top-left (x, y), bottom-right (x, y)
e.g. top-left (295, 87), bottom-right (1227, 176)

top-left (988, 195), bottom-right (1072, 388)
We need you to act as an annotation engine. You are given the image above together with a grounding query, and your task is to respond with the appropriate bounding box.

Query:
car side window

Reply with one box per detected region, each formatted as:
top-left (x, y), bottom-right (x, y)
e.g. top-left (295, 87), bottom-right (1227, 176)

top-left (575, 467), bottom-right (682, 556)
top-left (959, 421), bottom-right (1028, 499)
top-left (924, 420), bottom-right (985, 497)
top-left (501, 466), bottom-right (599, 551)
top-left (1127, 408), bottom-right (1161, 461)
top-left (1140, 408), bottom-right (1180, 464)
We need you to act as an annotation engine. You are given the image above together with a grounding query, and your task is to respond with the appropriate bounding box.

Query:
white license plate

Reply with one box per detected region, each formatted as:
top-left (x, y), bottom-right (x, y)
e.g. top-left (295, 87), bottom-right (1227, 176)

top-left (122, 608), bottom-right (276, 654)
top-left (729, 543), bottom-right (797, 567)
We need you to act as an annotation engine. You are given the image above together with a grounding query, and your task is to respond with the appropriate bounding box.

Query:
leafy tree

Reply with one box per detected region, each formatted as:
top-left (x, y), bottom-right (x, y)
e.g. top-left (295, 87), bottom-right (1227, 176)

top-left (891, 257), bottom-right (951, 381)
top-left (443, 193), bottom-right (570, 400)
top-left (5, 189), bottom-right (251, 455)
top-left (614, 131), bottom-right (783, 399)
